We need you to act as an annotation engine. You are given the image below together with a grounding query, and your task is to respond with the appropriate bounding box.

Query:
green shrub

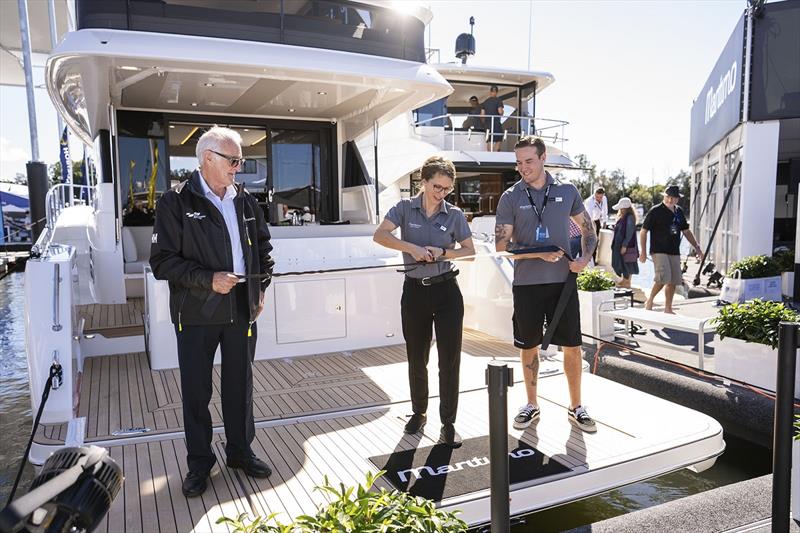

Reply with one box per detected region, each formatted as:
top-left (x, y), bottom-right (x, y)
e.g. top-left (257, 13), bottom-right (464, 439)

top-left (728, 255), bottom-right (781, 279)
top-left (577, 268), bottom-right (616, 292)
top-left (217, 471), bottom-right (468, 532)
top-left (773, 249), bottom-right (795, 273)
top-left (711, 299), bottom-right (798, 349)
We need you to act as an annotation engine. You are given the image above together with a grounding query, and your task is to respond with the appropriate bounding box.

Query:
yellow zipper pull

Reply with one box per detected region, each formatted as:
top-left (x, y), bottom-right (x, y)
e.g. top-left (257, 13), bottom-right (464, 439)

top-left (179, 322), bottom-right (182, 332)
top-left (247, 324), bottom-right (252, 337)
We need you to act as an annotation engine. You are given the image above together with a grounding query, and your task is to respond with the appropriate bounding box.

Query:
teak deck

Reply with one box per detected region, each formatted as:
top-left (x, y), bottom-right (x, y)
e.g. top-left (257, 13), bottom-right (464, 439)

top-left (39, 300), bottom-right (723, 531)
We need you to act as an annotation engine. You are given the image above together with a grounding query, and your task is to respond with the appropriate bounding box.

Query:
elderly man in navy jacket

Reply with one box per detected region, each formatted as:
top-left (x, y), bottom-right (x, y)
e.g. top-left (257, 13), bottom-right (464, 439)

top-left (150, 126), bottom-right (273, 497)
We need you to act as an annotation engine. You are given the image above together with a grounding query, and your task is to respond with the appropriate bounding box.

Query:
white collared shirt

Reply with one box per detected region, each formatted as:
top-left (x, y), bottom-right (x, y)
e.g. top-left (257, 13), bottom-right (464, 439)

top-left (198, 172), bottom-right (245, 275)
top-left (584, 195), bottom-right (608, 223)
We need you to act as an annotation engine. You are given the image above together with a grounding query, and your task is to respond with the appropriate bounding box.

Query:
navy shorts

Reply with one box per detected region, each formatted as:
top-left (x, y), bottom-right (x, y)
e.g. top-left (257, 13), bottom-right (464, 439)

top-left (512, 280), bottom-right (582, 349)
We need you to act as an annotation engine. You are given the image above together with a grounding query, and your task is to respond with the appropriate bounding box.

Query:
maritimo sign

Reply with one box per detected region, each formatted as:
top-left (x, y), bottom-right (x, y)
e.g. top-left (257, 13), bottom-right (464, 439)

top-left (705, 61), bottom-right (738, 126)
top-left (689, 13), bottom-right (745, 163)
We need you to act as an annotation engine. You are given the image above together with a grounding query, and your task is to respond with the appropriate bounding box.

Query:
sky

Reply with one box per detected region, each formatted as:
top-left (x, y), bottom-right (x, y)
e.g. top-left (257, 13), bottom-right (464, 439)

top-left (0, 0), bottom-right (746, 184)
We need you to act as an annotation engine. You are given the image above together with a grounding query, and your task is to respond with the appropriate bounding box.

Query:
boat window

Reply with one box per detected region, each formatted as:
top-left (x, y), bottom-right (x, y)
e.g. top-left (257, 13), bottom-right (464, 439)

top-left (115, 112), bottom-right (168, 226)
top-left (455, 177), bottom-right (480, 216)
top-left (269, 129), bottom-right (322, 225)
top-left (118, 136), bottom-right (169, 227)
top-left (413, 98), bottom-right (448, 128)
top-left (76, 0), bottom-right (425, 62)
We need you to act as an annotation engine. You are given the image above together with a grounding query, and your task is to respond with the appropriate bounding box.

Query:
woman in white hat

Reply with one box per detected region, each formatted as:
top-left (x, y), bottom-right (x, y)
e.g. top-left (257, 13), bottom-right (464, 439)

top-left (611, 197), bottom-right (639, 288)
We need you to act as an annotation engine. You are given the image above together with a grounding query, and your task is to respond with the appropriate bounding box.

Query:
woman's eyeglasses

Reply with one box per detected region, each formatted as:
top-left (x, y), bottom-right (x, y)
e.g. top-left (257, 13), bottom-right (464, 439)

top-left (209, 149), bottom-right (245, 168)
top-left (429, 183), bottom-right (454, 194)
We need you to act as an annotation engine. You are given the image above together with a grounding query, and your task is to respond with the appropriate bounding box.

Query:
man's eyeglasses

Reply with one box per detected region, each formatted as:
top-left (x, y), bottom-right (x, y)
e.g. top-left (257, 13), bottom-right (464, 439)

top-left (430, 183), bottom-right (454, 194)
top-left (209, 149), bottom-right (245, 168)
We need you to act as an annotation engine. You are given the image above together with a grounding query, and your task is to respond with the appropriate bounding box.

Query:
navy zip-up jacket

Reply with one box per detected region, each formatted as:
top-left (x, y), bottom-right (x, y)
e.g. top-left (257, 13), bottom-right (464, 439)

top-left (149, 171), bottom-right (273, 326)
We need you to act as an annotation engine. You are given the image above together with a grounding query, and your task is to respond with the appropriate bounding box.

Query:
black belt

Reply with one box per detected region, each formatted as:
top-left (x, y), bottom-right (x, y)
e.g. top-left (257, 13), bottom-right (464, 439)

top-left (407, 269), bottom-right (459, 287)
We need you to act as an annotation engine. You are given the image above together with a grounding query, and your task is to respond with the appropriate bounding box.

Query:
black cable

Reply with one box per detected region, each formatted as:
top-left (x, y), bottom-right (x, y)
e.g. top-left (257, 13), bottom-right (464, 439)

top-left (6, 363), bottom-right (62, 506)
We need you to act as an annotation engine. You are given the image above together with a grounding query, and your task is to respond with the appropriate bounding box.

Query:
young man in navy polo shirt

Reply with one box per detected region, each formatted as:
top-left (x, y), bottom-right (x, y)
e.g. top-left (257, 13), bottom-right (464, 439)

top-left (495, 136), bottom-right (598, 432)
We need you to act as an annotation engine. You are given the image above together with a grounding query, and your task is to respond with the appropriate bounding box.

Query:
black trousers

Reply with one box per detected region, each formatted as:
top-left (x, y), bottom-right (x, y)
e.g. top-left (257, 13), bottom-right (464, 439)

top-left (400, 278), bottom-right (464, 425)
top-left (593, 219), bottom-right (602, 262)
top-left (175, 284), bottom-right (257, 473)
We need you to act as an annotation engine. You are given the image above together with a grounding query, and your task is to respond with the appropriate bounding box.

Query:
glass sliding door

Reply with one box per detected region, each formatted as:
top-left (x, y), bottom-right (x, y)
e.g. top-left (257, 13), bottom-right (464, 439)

top-left (269, 129), bottom-right (322, 225)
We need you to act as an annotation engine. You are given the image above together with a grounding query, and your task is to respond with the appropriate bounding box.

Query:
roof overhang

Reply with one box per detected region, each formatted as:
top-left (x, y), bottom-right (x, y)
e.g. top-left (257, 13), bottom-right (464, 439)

top-left (432, 63), bottom-right (555, 93)
top-left (46, 29), bottom-right (452, 145)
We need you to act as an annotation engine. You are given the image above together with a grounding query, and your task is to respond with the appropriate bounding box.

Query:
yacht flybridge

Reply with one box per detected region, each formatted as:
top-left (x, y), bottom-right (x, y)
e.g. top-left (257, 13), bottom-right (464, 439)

top-left (360, 61), bottom-right (576, 220)
top-left (22, 1), bottom-right (723, 529)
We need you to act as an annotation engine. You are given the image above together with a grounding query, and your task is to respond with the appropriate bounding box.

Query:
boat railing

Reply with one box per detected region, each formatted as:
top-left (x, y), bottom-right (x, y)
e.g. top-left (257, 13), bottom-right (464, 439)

top-left (32, 184), bottom-right (97, 257)
top-left (412, 114), bottom-right (569, 152)
top-left (45, 184), bottom-right (96, 231)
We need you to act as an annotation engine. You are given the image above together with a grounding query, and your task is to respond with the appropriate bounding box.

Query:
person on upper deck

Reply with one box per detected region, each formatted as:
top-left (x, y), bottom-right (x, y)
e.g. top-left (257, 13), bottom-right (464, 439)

top-left (495, 136), bottom-right (598, 433)
top-left (150, 126), bottom-right (274, 498)
top-left (462, 95), bottom-right (485, 131)
top-left (482, 85), bottom-right (505, 151)
top-left (373, 156), bottom-right (475, 448)
top-left (638, 185), bottom-right (703, 314)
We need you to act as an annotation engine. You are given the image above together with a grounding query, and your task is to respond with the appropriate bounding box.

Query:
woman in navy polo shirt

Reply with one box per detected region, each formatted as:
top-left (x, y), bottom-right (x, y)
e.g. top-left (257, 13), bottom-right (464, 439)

top-left (373, 156), bottom-right (475, 448)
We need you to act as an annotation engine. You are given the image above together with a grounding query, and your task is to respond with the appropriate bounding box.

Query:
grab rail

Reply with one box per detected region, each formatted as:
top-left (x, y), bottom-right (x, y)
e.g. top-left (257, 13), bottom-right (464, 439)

top-left (52, 263), bottom-right (62, 332)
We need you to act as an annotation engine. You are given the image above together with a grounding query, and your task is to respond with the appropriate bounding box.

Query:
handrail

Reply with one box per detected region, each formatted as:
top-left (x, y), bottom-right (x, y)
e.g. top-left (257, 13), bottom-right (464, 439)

top-left (35, 184), bottom-right (97, 257)
top-left (52, 263), bottom-right (62, 332)
top-left (412, 113), bottom-right (569, 151)
top-left (44, 184), bottom-right (96, 231)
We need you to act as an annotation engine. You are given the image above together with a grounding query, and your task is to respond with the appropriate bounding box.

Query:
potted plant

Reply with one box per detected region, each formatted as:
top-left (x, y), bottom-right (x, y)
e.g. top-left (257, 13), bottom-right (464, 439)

top-left (773, 249), bottom-right (795, 298)
top-left (712, 299), bottom-right (800, 393)
top-left (217, 471), bottom-right (468, 532)
top-left (577, 268), bottom-right (616, 344)
top-left (720, 255), bottom-right (782, 303)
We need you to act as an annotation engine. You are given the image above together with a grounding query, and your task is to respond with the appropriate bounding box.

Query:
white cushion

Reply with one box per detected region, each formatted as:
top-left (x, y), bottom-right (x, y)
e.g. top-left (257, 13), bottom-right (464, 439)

top-left (121, 226), bottom-right (137, 263)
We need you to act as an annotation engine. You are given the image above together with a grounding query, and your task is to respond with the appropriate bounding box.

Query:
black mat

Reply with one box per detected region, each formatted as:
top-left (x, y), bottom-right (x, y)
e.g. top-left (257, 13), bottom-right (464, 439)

top-left (369, 436), bottom-right (570, 501)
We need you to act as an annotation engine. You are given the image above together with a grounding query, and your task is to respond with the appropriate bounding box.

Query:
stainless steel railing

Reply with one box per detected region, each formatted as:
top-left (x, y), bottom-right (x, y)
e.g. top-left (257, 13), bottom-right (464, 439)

top-left (32, 184), bottom-right (97, 257)
top-left (412, 114), bottom-right (569, 152)
top-left (45, 184), bottom-right (96, 231)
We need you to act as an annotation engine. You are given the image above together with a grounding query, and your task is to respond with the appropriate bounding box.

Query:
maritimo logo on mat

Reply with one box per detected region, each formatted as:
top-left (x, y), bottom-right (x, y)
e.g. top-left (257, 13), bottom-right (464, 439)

top-left (396, 449), bottom-right (537, 482)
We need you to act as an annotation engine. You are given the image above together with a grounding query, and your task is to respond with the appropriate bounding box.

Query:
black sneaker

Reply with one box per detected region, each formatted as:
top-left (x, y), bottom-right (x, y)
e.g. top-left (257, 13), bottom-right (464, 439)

top-left (513, 404), bottom-right (540, 429)
top-left (568, 405), bottom-right (597, 433)
top-left (438, 424), bottom-right (462, 448)
top-left (404, 413), bottom-right (427, 434)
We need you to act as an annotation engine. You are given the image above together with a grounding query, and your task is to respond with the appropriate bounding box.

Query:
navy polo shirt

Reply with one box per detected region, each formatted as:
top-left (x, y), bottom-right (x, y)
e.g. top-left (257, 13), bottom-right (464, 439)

top-left (384, 194), bottom-right (471, 279)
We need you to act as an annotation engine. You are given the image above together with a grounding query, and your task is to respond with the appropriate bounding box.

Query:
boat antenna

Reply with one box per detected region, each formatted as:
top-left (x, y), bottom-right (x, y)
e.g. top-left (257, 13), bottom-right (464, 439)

top-left (455, 17), bottom-right (476, 65)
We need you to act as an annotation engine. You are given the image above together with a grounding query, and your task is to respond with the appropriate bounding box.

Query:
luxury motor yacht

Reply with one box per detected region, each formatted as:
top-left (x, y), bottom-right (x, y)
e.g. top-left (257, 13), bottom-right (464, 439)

top-left (20, 1), bottom-right (722, 529)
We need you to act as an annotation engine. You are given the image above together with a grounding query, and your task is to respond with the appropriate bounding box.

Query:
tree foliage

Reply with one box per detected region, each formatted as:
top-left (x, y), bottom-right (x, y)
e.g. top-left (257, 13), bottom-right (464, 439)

top-left (568, 154), bottom-right (690, 215)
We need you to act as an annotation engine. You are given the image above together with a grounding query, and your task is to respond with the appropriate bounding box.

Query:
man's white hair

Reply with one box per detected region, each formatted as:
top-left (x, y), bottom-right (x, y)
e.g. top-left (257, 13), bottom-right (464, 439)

top-left (195, 126), bottom-right (243, 162)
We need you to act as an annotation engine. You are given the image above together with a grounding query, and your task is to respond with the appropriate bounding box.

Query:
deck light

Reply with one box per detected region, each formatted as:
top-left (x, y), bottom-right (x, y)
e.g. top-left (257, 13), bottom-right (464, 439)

top-left (250, 134), bottom-right (267, 146)
top-left (180, 126), bottom-right (199, 145)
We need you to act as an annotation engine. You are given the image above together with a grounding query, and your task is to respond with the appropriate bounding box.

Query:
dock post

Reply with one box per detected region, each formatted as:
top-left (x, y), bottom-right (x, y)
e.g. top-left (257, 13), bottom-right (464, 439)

top-left (772, 321), bottom-right (798, 532)
top-left (486, 361), bottom-right (513, 533)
